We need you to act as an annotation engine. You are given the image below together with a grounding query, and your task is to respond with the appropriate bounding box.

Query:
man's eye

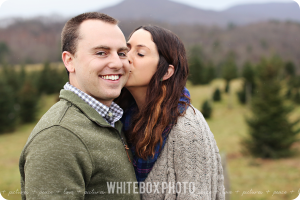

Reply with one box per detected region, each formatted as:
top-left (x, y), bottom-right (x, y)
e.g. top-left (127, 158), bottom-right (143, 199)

top-left (138, 53), bottom-right (144, 57)
top-left (118, 52), bottom-right (127, 57)
top-left (96, 52), bottom-right (106, 56)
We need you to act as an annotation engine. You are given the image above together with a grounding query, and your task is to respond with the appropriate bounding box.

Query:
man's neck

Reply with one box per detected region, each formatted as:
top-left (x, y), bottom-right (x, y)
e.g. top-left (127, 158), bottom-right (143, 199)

top-left (94, 97), bottom-right (112, 108)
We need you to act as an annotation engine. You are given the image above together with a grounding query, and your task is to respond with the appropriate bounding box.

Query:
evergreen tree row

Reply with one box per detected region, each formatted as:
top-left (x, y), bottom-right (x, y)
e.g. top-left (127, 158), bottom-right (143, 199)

top-left (0, 61), bottom-right (68, 134)
top-left (197, 55), bottom-right (300, 159)
top-left (237, 59), bottom-right (300, 106)
top-left (188, 45), bottom-right (216, 85)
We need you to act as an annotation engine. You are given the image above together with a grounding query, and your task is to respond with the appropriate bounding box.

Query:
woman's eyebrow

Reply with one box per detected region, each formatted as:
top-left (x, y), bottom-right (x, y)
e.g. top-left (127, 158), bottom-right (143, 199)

top-left (137, 44), bottom-right (150, 50)
top-left (127, 43), bottom-right (150, 50)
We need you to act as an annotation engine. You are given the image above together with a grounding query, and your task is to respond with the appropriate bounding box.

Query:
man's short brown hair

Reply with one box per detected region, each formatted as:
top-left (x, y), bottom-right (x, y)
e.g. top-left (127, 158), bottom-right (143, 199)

top-left (61, 12), bottom-right (118, 55)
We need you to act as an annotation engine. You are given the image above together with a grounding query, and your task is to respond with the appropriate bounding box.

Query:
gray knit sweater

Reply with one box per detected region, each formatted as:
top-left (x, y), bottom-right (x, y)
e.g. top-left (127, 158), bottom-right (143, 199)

top-left (141, 105), bottom-right (225, 200)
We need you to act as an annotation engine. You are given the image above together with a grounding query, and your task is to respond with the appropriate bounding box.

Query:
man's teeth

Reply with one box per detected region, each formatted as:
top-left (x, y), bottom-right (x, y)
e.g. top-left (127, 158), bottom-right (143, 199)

top-left (101, 75), bottom-right (120, 80)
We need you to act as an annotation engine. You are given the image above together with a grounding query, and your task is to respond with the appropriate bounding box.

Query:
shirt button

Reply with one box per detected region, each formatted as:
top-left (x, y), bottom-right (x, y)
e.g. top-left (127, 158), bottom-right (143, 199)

top-left (108, 112), bottom-right (113, 117)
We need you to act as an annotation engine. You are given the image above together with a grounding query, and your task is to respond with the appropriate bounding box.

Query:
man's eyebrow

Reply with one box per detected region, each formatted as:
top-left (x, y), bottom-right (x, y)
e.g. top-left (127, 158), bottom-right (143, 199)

top-left (119, 47), bottom-right (129, 52)
top-left (92, 46), bottom-right (111, 50)
top-left (92, 46), bottom-right (128, 52)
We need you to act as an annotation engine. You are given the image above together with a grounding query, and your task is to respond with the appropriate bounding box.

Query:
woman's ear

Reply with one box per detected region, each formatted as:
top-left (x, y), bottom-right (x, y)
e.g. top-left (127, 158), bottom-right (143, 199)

top-left (62, 51), bottom-right (75, 73)
top-left (162, 65), bottom-right (175, 81)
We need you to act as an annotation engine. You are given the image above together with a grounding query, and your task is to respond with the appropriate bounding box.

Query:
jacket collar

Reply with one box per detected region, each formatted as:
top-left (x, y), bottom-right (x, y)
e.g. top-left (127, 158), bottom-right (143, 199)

top-left (59, 89), bottom-right (122, 133)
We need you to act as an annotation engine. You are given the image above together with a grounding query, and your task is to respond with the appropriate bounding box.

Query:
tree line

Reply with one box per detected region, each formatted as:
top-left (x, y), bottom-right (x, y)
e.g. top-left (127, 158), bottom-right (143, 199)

top-left (1, 44), bottom-right (300, 159)
top-left (189, 45), bottom-right (300, 159)
top-left (0, 61), bottom-right (68, 133)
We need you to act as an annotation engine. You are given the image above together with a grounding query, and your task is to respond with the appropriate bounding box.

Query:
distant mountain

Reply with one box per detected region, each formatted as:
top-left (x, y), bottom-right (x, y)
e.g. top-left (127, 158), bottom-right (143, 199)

top-left (1, 17), bottom-right (300, 69)
top-left (97, 0), bottom-right (300, 26)
top-left (223, 2), bottom-right (300, 24)
top-left (1, 0), bottom-right (300, 67)
top-left (97, 0), bottom-right (227, 26)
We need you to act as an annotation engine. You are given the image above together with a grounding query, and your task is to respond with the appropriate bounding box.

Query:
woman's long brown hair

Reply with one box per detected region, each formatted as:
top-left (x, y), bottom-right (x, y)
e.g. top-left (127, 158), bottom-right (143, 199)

top-left (115, 25), bottom-right (190, 160)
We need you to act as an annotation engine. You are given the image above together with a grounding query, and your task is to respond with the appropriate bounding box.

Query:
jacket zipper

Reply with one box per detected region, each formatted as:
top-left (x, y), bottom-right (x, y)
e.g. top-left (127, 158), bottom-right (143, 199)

top-left (95, 121), bottom-right (131, 163)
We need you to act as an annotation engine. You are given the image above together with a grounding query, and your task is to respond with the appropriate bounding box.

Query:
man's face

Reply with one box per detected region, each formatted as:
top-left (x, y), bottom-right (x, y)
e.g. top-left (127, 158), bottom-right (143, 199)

top-left (68, 19), bottom-right (130, 106)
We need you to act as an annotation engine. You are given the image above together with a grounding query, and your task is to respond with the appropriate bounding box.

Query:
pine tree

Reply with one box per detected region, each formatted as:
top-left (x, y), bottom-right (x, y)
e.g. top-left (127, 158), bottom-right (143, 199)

top-left (237, 87), bottom-right (246, 104)
top-left (18, 81), bottom-right (40, 123)
top-left (188, 45), bottom-right (205, 85)
top-left (237, 61), bottom-right (256, 104)
top-left (201, 100), bottom-right (212, 118)
top-left (19, 63), bottom-right (27, 86)
top-left (38, 61), bottom-right (52, 94)
top-left (2, 63), bottom-right (22, 93)
top-left (0, 80), bottom-right (17, 133)
top-left (50, 65), bottom-right (68, 93)
top-left (212, 88), bottom-right (221, 102)
top-left (0, 42), bottom-right (10, 63)
top-left (203, 62), bottom-right (216, 84)
top-left (37, 62), bottom-right (68, 94)
top-left (284, 61), bottom-right (296, 78)
top-left (242, 61), bottom-right (256, 87)
top-left (292, 76), bottom-right (300, 104)
top-left (243, 57), bottom-right (300, 158)
top-left (221, 55), bottom-right (238, 93)
top-left (224, 82), bottom-right (230, 93)
top-left (294, 90), bottom-right (300, 104)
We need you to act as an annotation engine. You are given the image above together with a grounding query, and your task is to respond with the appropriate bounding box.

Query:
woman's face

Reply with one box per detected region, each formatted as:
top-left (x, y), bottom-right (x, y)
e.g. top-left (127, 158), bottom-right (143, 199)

top-left (125, 29), bottom-right (159, 89)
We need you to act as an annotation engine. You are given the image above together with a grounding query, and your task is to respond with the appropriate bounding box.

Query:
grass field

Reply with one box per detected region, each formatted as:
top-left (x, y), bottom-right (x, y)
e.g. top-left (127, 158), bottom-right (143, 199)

top-left (0, 78), bottom-right (299, 200)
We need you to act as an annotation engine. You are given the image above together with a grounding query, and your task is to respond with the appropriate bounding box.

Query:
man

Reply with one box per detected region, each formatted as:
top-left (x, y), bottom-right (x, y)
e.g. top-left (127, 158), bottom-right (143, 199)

top-left (19, 12), bottom-right (140, 200)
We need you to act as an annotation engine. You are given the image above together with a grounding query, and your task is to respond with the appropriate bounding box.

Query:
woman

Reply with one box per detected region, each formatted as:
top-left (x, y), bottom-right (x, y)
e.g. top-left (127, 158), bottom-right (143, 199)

top-left (116, 25), bottom-right (225, 199)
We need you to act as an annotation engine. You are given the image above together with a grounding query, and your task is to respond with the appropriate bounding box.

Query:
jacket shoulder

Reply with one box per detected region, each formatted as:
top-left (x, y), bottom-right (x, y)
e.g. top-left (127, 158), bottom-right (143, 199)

top-left (27, 100), bottom-right (71, 142)
top-left (172, 105), bottom-right (215, 145)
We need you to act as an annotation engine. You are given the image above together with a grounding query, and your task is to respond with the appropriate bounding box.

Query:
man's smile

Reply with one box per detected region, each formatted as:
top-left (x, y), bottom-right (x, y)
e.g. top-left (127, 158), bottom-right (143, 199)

top-left (100, 74), bottom-right (121, 81)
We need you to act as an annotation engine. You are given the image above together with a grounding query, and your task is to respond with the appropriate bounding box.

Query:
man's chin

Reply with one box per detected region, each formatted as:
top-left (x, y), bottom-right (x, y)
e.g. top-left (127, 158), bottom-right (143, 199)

top-left (102, 92), bottom-right (122, 102)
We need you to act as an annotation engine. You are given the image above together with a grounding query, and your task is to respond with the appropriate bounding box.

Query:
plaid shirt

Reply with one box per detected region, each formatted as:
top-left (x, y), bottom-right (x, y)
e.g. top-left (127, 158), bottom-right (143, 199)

top-left (63, 82), bottom-right (123, 127)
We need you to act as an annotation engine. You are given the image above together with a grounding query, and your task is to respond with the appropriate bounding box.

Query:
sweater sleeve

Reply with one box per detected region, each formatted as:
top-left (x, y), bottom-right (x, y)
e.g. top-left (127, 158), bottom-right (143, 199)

top-left (20, 126), bottom-right (93, 200)
top-left (173, 107), bottom-right (225, 200)
top-left (211, 131), bottom-right (226, 200)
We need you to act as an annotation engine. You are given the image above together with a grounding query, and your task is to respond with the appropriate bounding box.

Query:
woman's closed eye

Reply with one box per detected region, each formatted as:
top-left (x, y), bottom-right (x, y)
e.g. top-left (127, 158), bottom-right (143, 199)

top-left (138, 53), bottom-right (144, 57)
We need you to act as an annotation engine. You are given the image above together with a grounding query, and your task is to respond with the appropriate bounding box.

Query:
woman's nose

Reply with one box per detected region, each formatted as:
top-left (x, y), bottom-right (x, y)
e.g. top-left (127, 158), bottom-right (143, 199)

top-left (127, 51), bottom-right (133, 64)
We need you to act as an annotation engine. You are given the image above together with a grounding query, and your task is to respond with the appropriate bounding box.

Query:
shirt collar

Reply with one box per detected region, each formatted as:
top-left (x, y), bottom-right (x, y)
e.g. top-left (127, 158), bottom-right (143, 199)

top-left (63, 82), bottom-right (123, 127)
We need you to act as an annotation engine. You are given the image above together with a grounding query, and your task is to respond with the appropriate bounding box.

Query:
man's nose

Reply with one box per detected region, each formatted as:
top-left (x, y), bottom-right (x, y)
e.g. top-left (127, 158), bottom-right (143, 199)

top-left (107, 52), bottom-right (123, 70)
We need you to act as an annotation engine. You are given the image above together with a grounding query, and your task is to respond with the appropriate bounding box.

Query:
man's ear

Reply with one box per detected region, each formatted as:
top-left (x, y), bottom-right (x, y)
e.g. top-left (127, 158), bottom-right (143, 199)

top-left (162, 65), bottom-right (175, 81)
top-left (62, 51), bottom-right (75, 73)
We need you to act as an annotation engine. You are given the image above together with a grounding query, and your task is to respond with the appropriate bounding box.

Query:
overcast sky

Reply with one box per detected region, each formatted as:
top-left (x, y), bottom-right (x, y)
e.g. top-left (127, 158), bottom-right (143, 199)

top-left (0, 0), bottom-right (295, 20)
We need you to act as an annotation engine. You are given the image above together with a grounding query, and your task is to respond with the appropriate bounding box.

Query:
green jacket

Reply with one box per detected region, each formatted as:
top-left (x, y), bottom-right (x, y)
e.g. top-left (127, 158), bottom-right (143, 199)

top-left (19, 90), bottom-right (140, 200)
